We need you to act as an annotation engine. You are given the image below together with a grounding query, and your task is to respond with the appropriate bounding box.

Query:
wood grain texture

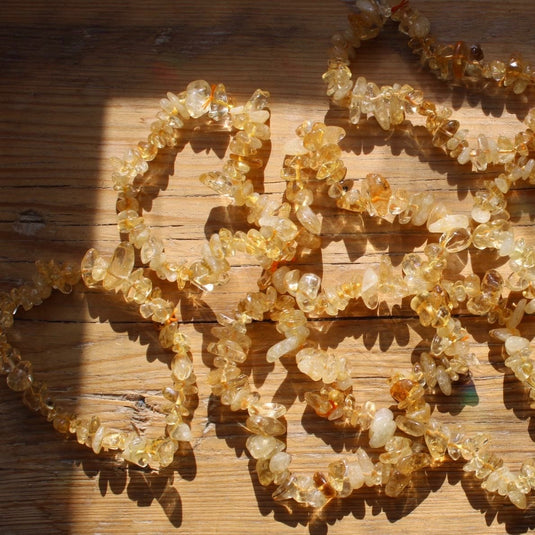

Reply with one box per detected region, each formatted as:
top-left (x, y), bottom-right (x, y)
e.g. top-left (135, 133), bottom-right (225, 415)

top-left (2, 1), bottom-right (535, 533)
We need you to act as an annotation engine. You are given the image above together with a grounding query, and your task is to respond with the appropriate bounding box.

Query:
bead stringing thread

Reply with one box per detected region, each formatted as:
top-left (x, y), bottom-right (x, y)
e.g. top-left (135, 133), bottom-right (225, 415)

top-left (2, 0), bottom-right (535, 514)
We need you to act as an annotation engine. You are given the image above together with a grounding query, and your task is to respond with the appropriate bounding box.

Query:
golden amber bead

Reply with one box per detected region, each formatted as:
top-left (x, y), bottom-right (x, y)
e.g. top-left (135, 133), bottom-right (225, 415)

top-left (390, 378), bottom-right (415, 402)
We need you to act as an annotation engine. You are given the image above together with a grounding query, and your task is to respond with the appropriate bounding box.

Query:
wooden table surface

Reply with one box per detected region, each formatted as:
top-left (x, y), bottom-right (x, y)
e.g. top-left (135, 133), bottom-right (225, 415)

top-left (2, 1), bottom-right (535, 533)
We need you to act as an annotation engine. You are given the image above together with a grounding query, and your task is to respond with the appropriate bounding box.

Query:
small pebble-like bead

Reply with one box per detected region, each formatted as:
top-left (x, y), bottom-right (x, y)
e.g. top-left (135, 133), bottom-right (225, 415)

top-left (6, 360), bottom-right (33, 391)
top-left (369, 408), bottom-right (397, 448)
top-left (248, 402), bottom-right (287, 419)
top-left (269, 451), bottom-right (291, 474)
top-left (505, 336), bottom-right (530, 357)
top-left (168, 422), bottom-right (193, 442)
top-left (157, 439), bottom-right (179, 468)
top-left (246, 435), bottom-right (285, 460)
top-left (347, 461), bottom-right (365, 489)
top-left (185, 80), bottom-right (211, 118)
top-left (171, 354), bottom-right (194, 381)
top-left (246, 414), bottom-right (286, 436)
top-left (103, 242), bottom-right (135, 291)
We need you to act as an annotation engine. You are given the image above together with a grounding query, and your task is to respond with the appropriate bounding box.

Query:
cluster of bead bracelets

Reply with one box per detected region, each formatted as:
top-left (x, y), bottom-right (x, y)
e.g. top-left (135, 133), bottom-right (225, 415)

top-left (201, 115), bottom-right (535, 509)
top-left (0, 82), bottom-right (280, 470)
top-left (2, 0), bottom-right (535, 514)
top-left (3, 80), bottom-right (535, 508)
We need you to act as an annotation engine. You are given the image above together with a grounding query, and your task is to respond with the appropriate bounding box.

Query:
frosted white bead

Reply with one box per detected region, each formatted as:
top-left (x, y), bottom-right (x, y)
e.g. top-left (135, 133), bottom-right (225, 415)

top-left (169, 422), bottom-right (192, 442)
top-left (427, 214), bottom-right (469, 234)
top-left (246, 435), bottom-right (284, 459)
top-left (471, 205), bottom-right (491, 224)
top-left (368, 408), bottom-right (396, 448)
top-left (505, 336), bottom-right (530, 356)
top-left (269, 452), bottom-right (291, 474)
top-left (347, 461), bottom-right (365, 489)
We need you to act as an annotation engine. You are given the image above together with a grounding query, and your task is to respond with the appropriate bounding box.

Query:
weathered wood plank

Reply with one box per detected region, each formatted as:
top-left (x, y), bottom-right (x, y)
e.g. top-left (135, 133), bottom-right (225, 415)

top-left (2, 1), bottom-right (535, 533)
